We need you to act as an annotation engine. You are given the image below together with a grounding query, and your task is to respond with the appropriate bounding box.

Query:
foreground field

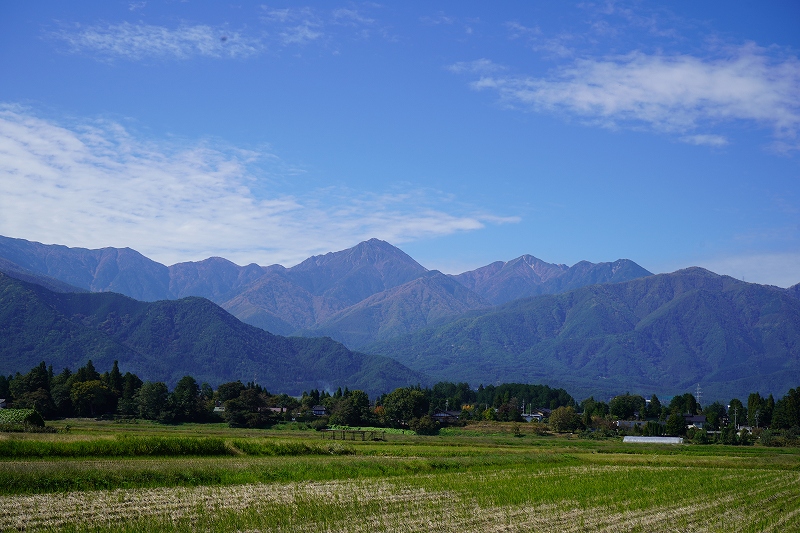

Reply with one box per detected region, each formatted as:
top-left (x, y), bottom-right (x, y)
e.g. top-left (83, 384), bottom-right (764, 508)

top-left (2, 421), bottom-right (799, 532)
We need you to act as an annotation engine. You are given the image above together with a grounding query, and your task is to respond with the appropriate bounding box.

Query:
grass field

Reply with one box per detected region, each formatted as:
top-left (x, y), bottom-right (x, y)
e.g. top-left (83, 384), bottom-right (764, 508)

top-left (1, 420), bottom-right (799, 532)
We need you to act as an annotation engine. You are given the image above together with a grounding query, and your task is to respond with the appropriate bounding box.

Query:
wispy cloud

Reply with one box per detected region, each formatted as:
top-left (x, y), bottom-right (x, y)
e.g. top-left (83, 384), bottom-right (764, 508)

top-left (447, 59), bottom-right (505, 75)
top-left (332, 8), bottom-right (375, 26)
top-left (455, 44), bottom-right (800, 147)
top-left (0, 106), bottom-right (516, 266)
top-left (52, 5), bottom-right (384, 61)
top-left (420, 13), bottom-right (454, 26)
top-left (260, 5), bottom-right (383, 47)
top-left (505, 22), bottom-right (574, 59)
top-left (279, 23), bottom-right (322, 45)
top-left (52, 22), bottom-right (263, 61)
top-left (680, 134), bottom-right (728, 147)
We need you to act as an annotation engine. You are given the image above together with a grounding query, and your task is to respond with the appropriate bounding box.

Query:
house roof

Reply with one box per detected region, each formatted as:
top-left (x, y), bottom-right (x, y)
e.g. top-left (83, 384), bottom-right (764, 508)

top-left (432, 410), bottom-right (461, 417)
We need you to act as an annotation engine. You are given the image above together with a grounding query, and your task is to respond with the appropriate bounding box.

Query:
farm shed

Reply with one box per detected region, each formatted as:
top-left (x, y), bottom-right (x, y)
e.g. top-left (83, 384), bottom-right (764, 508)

top-left (623, 436), bottom-right (683, 444)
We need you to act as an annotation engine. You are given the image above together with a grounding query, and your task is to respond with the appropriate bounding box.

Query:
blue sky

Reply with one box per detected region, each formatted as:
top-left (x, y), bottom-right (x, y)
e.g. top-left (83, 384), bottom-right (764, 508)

top-left (1, 2), bottom-right (799, 287)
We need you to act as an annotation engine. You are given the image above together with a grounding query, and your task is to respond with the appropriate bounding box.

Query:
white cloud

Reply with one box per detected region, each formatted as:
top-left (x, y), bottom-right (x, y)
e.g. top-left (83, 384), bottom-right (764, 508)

top-left (680, 134), bottom-right (728, 147)
top-left (459, 44), bottom-right (800, 146)
top-left (505, 21), bottom-right (539, 40)
top-left (53, 22), bottom-right (263, 61)
top-left (279, 23), bottom-right (322, 45)
top-left (0, 106), bottom-right (516, 267)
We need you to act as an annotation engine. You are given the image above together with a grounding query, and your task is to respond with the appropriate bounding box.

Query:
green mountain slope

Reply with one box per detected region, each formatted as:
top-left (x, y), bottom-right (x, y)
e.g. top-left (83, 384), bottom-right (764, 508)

top-left (303, 271), bottom-right (491, 348)
top-left (0, 257), bottom-right (88, 294)
top-left (366, 268), bottom-right (800, 401)
top-left (0, 274), bottom-right (424, 396)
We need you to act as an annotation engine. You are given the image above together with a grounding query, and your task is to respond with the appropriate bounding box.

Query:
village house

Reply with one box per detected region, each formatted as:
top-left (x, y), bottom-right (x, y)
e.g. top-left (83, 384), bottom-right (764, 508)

top-left (684, 414), bottom-right (706, 429)
top-left (432, 409), bottom-right (461, 424)
top-left (523, 408), bottom-right (551, 423)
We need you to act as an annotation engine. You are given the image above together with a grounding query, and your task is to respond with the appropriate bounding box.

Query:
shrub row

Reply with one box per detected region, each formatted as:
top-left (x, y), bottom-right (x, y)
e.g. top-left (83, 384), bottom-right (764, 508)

top-left (0, 436), bottom-right (231, 458)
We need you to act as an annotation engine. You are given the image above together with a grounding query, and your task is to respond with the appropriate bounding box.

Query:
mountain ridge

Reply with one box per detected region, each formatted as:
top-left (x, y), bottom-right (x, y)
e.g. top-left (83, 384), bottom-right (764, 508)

top-left (0, 273), bottom-right (424, 396)
top-left (365, 267), bottom-right (800, 401)
top-left (0, 235), bottom-right (654, 347)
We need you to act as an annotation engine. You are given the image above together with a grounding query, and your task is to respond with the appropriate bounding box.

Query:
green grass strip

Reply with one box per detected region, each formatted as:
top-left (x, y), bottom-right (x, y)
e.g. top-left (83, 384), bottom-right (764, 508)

top-left (0, 435), bottom-right (231, 458)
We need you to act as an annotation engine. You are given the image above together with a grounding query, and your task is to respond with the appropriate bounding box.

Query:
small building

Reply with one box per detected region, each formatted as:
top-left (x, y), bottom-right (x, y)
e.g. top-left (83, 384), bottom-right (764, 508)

top-left (311, 405), bottom-right (328, 417)
top-left (432, 410), bottom-right (461, 424)
top-left (623, 436), bottom-right (683, 444)
top-left (616, 420), bottom-right (645, 430)
top-left (684, 414), bottom-right (706, 429)
top-left (525, 408), bottom-right (551, 423)
top-left (0, 399), bottom-right (6, 409)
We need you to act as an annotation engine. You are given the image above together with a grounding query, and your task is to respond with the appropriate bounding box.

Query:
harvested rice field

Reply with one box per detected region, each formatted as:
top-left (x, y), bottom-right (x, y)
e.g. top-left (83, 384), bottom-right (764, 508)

top-left (2, 421), bottom-right (799, 532)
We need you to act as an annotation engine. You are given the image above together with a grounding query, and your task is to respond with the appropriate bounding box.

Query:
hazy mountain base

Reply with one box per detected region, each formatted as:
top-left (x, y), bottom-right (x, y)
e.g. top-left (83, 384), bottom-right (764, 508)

top-left (366, 268), bottom-right (800, 402)
top-left (0, 274), bottom-right (424, 395)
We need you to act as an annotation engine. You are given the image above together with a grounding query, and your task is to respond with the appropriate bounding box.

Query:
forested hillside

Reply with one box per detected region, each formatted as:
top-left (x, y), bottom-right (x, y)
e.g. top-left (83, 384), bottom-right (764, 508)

top-left (0, 274), bottom-right (423, 396)
top-left (367, 268), bottom-right (800, 401)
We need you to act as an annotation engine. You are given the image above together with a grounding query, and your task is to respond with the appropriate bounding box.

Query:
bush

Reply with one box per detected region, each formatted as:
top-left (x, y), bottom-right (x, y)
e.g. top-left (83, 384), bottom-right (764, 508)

top-left (549, 406), bottom-right (581, 433)
top-left (578, 428), bottom-right (615, 440)
top-left (409, 415), bottom-right (439, 435)
top-left (686, 427), bottom-right (710, 444)
top-left (0, 409), bottom-right (45, 431)
top-left (310, 417), bottom-right (329, 431)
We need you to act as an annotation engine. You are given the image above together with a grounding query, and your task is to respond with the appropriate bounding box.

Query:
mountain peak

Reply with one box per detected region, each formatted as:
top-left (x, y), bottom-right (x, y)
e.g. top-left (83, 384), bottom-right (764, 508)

top-left (285, 239), bottom-right (428, 304)
top-left (293, 239), bottom-right (425, 274)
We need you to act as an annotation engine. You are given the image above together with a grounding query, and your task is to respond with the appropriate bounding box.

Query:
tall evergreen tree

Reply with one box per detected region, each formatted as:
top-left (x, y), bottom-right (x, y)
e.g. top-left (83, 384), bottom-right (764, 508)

top-left (117, 372), bottom-right (143, 416)
top-left (50, 367), bottom-right (73, 416)
top-left (771, 388), bottom-right (800, 430)
top-left (727, 398), bottom-right (747, 428)
top-left (169, 375), bottom-right (203, 422)
top-left (136, 382), bottom-right (169, 420)
top-left (74, 360), bottom-right (100, 383)
top-left (108, 361), bottom-right (124, 395)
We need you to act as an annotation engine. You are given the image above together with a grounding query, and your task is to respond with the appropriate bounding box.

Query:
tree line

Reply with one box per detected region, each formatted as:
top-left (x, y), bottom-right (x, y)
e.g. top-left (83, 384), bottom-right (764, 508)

top-left (0, 360), bottom-right (576, 432)
top-left (2, 360), bottom-right (798, 443)
top-left (559, 390), bottom-right (800, 445)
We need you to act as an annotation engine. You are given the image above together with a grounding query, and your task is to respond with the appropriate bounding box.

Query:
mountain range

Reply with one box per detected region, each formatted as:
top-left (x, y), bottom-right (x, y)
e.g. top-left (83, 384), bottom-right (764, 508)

top-left (0, 235), bottom-right (652, 348)
top-left (366, 268), bottom-right (800, 400)
top-left (1, 233), bottom-right (798, 401)
top-left (0, 273), bottom-right (422, 396)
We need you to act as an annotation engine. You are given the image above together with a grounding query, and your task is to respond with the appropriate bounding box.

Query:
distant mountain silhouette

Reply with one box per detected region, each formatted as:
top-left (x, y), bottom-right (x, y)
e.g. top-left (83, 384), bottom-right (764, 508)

top-left (453, 255), bottom-right (651, 304)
